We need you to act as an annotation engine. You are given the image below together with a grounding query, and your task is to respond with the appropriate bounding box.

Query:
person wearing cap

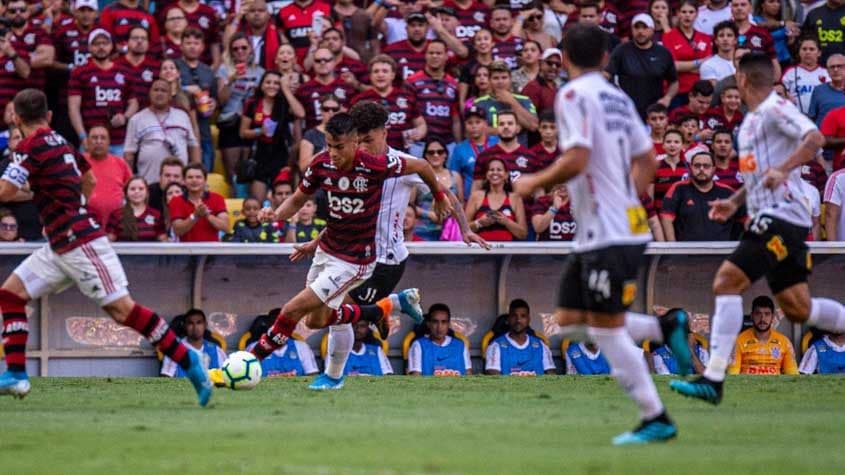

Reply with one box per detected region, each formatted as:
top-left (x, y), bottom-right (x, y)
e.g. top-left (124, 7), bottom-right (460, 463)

top-left (662, 1), bottom-right (714, 108)
top-left (68, 28), bottom-right (139, 155)
top-left (471, 60), bottom-right (538, 141)
top-left (450, 107), bottom-right (500, 199)
top-left (4, 0), bottom-right (54, 93)
top-left (369, 0), bottom-right (435, 46)
top-left (98, 0), bottom-right (161, 55)
top-left (522, 47), bottom-right (563, 115)
top-left (607, 12), bottom-right (678, 119)
top-left (383, 12), bottom-right (430, 81)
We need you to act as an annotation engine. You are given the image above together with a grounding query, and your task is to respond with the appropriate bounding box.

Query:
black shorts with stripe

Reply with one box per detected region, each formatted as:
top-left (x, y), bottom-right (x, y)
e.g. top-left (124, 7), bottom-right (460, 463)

top-left (557, 244), bottom-right (646, 314)
top-left (349, 260), bottom-right (407, 305)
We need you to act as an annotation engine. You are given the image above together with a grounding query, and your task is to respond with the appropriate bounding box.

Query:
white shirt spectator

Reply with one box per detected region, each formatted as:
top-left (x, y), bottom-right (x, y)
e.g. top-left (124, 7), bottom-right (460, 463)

top-left (824, 168), bottom-right (845, 241)
top-left (781, 65), bottom-right (831, 115)
top-left (799, 178), bottom-right (821, 234)
top-left (484, 334), bottom-right (555, 374)
top-left (124, 106), bottom-right (198, 184)
top-left (799, 335), bottom-right (845, 374)
top-left (694, 4), bottom-right (732, 35)
top-left (700, 55), bottom-right (735, 82)
top-left (407, 336), bottom-right (472, 374)
top-left (383, 18), bottom-right (437, 45)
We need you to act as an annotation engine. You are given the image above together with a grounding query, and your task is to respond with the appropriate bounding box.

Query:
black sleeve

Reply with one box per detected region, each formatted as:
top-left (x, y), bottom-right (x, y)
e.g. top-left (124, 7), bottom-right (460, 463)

top-left (606, 46), bottom-right (622, 76)
top-left (662, 48), bottom-right (678, 83)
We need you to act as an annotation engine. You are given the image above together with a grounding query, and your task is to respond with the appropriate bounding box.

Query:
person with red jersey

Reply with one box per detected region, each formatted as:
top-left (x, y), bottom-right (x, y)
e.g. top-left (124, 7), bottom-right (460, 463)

top-left (650, 129), bottom-right (689, 210)
top-left (472, 110), bottom-right (538, 192)
top-left (0, 89), bottom-right (212, 404)
top-left (530, 111), bottom-right (559, 172)
top-left (160, 6), bottom-right (187, 60)
top-left (821, 105), bottom-right (845, 171)
top-left (383, 12), bottom-right (429, 81)
top-left (406, 40), bottom-right (461, 146)
top-left (169, 163), bottom-right (229, 242)
top-left (669, 80), bottom-right (716, 140)
top-left (662, 1), bottom-right (713, 105)
top-left (224, 0), bottom-right (284, 71)
top-left (711, 128), bottom-right (742, 190)
top-left (295, 46), bottom-right (356, 130)
top-left (466, 157), bottom-right (528, 241)
top-left (84, 125), bottom-right (132, 227)
top-left (530, 184), bottom-right (576, 241)
top-left (107, 177), bottom-right (168, 242)
top-left (243, 112), bottom-right (452, 376)
top-left (489, 5), bottom-right (524, 70)
top-left (29, 0), bottom-right (70, 33)
top-left (5, 0), bottom-right (54, 92)
top-left (443, 0), bottom-right (489, 43)
top-left (302, 27), bottom-right (368, 92)
top-left (69, 29), bottom-right (138, 155)
top-left (116, 26), bottom-right (162, 110)
top-left (331, 0), bottom-right (379, 64)
top-left (162, 0), bottom-right (221, 67)
top-left (731, 0), bottom-right (780, 77)
top-left (704, 85), bottom-right (744, 134)
top-left (0, 14), bottom-right (31, 128)
top-left (98, 0), bottom-right (161, 55)
top-left (646, 103), bottom-right (669, 155)
top-left (278, 0), bottom-right (331, 65)
top-left (351, 54), bottom-right (425, 152)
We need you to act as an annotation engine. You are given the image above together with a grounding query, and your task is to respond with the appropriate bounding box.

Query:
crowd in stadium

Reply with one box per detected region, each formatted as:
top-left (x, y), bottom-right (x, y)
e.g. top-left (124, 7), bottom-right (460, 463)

top-left (0, 0), bottom-right (841, 244)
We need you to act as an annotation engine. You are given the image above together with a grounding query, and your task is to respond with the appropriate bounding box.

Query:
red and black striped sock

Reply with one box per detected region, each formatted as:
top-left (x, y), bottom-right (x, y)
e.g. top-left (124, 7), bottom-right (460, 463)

top-left (124, 304), bottom-right (190, 370)
top-left (333, 304), bottom-right (385, 325)
top-left (0, 289), bottom-right (29, 373)
top-left (251, 314), bottom-right (298, 360)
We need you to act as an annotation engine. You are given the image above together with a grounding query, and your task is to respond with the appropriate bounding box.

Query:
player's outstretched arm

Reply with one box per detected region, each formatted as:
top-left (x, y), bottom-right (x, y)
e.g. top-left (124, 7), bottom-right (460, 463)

top-left (708, 186), bottom-right (747, 223)
top-left (445, 188), bottom-right (491, 250)
top-left (261, 188), bottom-right (311, 224)
top-left (81, 170), bottom-right (96, 201)
top-left (290, 229), bottom-right (326, 262)
top-left (0, 179), bottom-right (19, 202)
top-left (404, 158), bottom-right (453, 218)
top-left (513, 147), bottom-right (589, 198)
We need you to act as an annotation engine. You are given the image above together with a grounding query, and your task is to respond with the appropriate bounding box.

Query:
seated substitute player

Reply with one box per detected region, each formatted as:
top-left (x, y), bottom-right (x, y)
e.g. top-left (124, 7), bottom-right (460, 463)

top-left (728, 296), bottom-right (798, 375)
top-left (565, 342), bottom-right (611, 375)
top-left (799, 331), bottom-right (845, 374)
top-left (241, 113), bottom-right (453, 378)
top-left (408, 303), bottom-right (472, 376)
top-left (513, 24), bottom-right (693, 445)
top-left (670, 53), bottom-right (845, 403)
top-left (0, 89), bottom-right (211, 404)
top-left (161, 309), bottom-right (228, 378)
top-left (485, 299), bottom-right (555, 375)
top-left (344, 320), bottom-right (394, 376)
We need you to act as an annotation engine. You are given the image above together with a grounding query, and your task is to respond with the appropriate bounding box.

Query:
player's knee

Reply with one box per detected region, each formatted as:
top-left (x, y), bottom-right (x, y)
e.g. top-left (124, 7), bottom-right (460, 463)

top-left (713, 272), bottom-right (743, 295)
top-left (102, 295), bottom-right (136, 323)
top-left (304, 313), bottom-right (328, 329)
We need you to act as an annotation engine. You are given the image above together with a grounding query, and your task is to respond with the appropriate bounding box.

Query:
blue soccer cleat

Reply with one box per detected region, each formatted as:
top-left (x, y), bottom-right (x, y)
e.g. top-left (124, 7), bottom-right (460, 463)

top-left (670, 376), bottom-right (723, 405)
top-left (612, 414), bottom-right (678, 446)
top-left (308, 373), bottom-right (345, 391)
top-left (395, 288), bottom-right (424, 323)
top-left (660, 308), bottom-right (693, 376)
top-left (0, 370), bottom-right (31, 399)
top-left (185, 350), bottom-right (213, 407)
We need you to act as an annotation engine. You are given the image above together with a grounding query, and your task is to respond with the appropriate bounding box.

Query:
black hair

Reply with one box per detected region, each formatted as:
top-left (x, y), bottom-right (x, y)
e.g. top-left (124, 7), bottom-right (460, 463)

top-left (426, 303), bottom-right (452, 320)
top-left (508, 298), bottom-right (530, 314)
top-left (538, 109), bottom-right (555, 123)
top-left (562, 24), bottom-right (607, 69)
top-left (496, 109), bottom-right (518, 124)
top-left (184, 162), bottom-right (208, 178)
top-left (482, 158), bottom-right (513, 193)
top-left (646, 103), bottom-right (668, 116)
top-left (326, 112), bottom-right (358, 137)
top-left (128, 25), bottom-right (150, 39)
top-left (349, 101), bottom-right (389, 134)
top-left (689, 151), bottom-right (714, 165)
top-left (711, 128), bottom-right (733, 141)
top-left (13, 89), bottom-right (49, 124)
top-left (690, 80), bottom-right (715, 97)
top-left (184, 308), bottom-right (207, 323)
top-left (751, 295), bottom-right (775, 313)
top-left (423, 138), bottom-right (448, 159)
top-left (712, 20), bottom-right (738, 50)
top-left (738, 52), bottom-right (775, 88)
top-left (663, 128), bottom-right (683, 140)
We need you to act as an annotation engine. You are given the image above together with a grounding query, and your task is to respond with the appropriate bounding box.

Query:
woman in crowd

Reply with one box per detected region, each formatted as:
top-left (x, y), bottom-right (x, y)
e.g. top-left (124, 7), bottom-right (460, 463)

top-left (753, 0), bottom-right (798, 69)
top-left (275, 44), bottom-right (307, 93)
top-left (160, 59), bottom-right (201, 141)
top-left (160, 6), bottom-right (187, 60)
top-left (0, 208), bottom-right (21, 242)
top-left (649, 0), bottom-right (673, 43)
top-left (661, 0), bottom-right (712, 108)
top-left (217, 33), bottom-right (264, 185)
top-left (515, 6), bottom-right (555, 50)
top-left (511, 40), bottom-right (541, 93)
top-left (458, 29), bottom-right (494, 112)
top-left (413, 139), bottom-right (463, 241)
top-left (298, 94), bottom-right (340, 172)
top-left (465, 158), bottom-right (527, 241)
top-left (107, 177), bottom-right (168, 242)
top-left (464, 64), bottom-right (493, 111)
top-left (163, 182), bottom-right (185, 241)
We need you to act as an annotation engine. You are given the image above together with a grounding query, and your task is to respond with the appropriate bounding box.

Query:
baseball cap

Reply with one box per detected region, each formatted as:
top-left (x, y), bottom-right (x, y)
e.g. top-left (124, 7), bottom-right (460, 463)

top-left (406, 12), bottom-right (428, 24)
top-left (88, 28), bottom-right (112, 46)
top-left (631, 13), bottom-right (655, 29)
top-left (74, 0), bottom-right (98, 10)
top-left (464, 106), bottom-right (487, 121)
top-left (433, 6), bottom-right (457, 17)
top-left (541, 48), bottom-right (562, 61)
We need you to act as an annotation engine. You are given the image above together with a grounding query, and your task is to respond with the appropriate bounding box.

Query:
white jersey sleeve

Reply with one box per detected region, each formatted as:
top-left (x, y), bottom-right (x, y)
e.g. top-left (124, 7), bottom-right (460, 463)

top-left (540, 341), bottom-right (556, 372)
top-left (555, 85), bottom-right (593, 151)
top-left (294, 340), bottom-right (320, 375)
top-left (376, 346), bottom-right (394, 375)
top-left (798, 345), bottom-right (818, 374)
top-left (463, 343), bottom-right (472, 372)
top-left (407, 340), bottom-right (422, 373)
top-left (485, 341), bottom-right (502, 372)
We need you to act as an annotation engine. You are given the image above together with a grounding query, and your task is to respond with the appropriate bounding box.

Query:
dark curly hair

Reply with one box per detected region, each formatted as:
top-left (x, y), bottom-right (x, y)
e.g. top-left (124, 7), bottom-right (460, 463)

top-left (349, 100), bottom-right (389, 134)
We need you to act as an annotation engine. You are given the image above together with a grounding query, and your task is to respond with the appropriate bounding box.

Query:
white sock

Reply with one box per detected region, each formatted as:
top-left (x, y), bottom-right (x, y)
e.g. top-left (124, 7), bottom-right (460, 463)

top-left (808, 298), bottom-right (845, 333)
top-left (625, 312), bottom-right (663, 343)
top-left (588, 326), bottom-right (664, 420)
top-left (703, 295), bottom-right (743, 382)
top-left (559, 324), bottom-right (590, 342)
top-left (325, 324), bottom-right (353, 379)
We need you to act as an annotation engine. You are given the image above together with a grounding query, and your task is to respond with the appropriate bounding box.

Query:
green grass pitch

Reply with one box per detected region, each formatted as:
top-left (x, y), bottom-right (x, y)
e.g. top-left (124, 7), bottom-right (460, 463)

top-left (2, 376), bottom-right (844, 474)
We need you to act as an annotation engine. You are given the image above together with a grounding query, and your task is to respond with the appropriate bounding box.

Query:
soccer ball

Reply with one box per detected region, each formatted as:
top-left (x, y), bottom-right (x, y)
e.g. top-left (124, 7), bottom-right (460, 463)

top-left (221, 351), bottom-right (262, 390)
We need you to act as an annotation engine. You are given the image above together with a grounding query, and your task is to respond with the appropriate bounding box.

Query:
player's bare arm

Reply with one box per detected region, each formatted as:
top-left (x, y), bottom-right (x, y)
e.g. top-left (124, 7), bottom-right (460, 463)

top-left (403, 158), bottom-right (453, 218)
top-left (763, 130), bottom-right (826, 189)
top-left (289, 229), bottom-right (326, 263)
top-left (81, 170), bottom-right (96, 201)
top-left (445, 188), bottom-right (491, 249)
top-left (708, 186), bottom-right (747, 223)
top-left (0, 179), bottom-right (20, 202)
top-left (513, 146), bottom-right (589, 198)
top-left (262, 188), bottom-right (312, 224)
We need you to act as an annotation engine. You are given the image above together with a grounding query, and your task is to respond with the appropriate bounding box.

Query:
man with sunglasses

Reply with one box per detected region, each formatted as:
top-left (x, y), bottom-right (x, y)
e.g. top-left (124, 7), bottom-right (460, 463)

top-left (295, 46), bottom-right (356, 129)
top-left (522, 48), bottom-right (563, 116)
top-left (4, 0), bottom-right (53, 93)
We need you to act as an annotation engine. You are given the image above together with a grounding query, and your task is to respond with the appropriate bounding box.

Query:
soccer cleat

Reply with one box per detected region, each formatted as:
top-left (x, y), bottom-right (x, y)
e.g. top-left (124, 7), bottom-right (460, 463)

top-left (208, 368), bottom-right (227, 388)
top-left (660, 308), bottom-right (693, 376)
top-left (395, 288), bottom-right (424, 324)
top-left (308, 373), bottom-right (345, 390)
top-left (185, 350), bottom-right (213, 407)
top-left (374, 313), bottom-right (391, 341)
top-left (669, 376), bottom-right (723, 405)
top-left (612, 413), bottom-right (678, 446)
top-left (0, 370), bottom-right (31, 399)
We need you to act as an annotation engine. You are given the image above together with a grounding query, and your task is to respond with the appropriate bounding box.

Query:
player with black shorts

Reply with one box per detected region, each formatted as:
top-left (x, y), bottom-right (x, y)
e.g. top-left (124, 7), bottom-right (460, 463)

top-left (670, 53), bottom-right (845, 404)
top-left (514, 24), bottom-right (693, 446)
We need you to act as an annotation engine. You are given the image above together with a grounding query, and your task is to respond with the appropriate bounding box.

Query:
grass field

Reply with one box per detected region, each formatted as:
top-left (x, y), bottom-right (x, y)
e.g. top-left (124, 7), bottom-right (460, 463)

top-left (1, 376), bottom-right (844, 474)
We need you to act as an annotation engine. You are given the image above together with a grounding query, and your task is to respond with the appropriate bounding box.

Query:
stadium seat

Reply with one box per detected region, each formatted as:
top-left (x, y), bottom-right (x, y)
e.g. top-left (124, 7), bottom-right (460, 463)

top-left (319, 330), bottom-right (389, 359)
top-left (693, 333), bottom-right (708, 350)
top-left (402, 329), bottom-right (470, 360)
top-left (207, 173), bottom-right (231, 198)
top-left (480, 330), bottom-right (551, 359)
top-left (225, 198), bottom-right (244, 231)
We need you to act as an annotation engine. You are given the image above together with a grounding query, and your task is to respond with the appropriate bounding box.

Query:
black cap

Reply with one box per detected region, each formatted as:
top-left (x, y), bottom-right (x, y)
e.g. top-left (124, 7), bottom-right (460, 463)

top-left (406, 12), bottom-right (428, 23)
top-left (464, 106), bottom-right (487, 121)
top-left (434, 6), bottom-right (457, 17)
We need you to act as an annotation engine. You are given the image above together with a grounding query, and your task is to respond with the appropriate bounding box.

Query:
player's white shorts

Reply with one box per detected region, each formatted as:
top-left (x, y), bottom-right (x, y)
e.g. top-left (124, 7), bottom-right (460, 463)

top-left (14, 236), bottom-right (129, 307)
top-left (305, 247), bottom-right (375, 310)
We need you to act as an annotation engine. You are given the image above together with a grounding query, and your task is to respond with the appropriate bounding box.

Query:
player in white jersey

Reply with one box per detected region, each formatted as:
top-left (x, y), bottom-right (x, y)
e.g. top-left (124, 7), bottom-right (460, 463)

top-left (296, 101), bottom-right (489, 390)
top-left (514, 24), bottom-right (692, 446)
top-left (671, 53), bottom-right (845, 404)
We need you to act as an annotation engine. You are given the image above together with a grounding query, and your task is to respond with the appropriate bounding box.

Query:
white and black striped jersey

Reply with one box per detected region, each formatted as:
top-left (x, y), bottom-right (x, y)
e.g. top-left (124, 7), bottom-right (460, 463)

top-left (374, 147), bottom-right (424, 266)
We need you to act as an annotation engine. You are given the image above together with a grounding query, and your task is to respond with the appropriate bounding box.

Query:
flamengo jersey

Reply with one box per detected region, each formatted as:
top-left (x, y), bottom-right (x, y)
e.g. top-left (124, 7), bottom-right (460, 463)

top-left (278, 0), bottom-right (332, 64)
top-left (737, 91), bottom-right (817, 228)
top-left (98, 3), bottom-right (161, 53)
top-left (442, 0), bottom-right (489, 41)
top-left (299, 149), bottom-right (407, 265)
top-left (69, 61), bottom-right (136, 145)
top-left (375, 148), bottom-right (424, 266)
top-left (295, 77), bottom-right (356, 130)
top-left (383, 40), bottom-right (428, 80)
top-left (473, 143), bottom-right (539, 183)
top-left (406, 70), bottom-right (459, 142)
top-left (351, 87), bottom-right (420, 151)
top-left (781, 65), bottom-right (831, 115)
top-left (52, 19), bottom-right (91, 70)
top-left (554, 71), bottom-right (653, 251)
top-left (116, 55), bottom-right (161, 109)
top-left (2, 128), bottom-right (104, 254)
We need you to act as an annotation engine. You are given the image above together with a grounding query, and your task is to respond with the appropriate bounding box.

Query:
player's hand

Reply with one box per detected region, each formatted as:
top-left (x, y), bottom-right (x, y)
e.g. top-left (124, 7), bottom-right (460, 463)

top-left (763, 167), bottom-right (787, 190)
top-left (433, 192), bottom-right (453, 218)
top-left (290, 238), bottom-right (318, 262)
top-left (258, 206), bottom-right (276, 223)
top-left (463, 230), bottom-right (491, 250)
top-left (708, 198), bottom-right (737, 223)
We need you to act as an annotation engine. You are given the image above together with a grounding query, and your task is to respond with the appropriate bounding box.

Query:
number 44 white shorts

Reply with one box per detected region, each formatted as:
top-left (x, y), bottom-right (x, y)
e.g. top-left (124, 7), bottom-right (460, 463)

top-left (14, 236), bottom-right (129, 307)
top-left (306, 247), bottom-right (375, 310)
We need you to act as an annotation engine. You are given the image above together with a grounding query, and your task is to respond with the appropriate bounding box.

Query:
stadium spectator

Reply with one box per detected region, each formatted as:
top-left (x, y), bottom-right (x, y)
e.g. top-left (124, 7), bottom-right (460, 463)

top-left (303, 28), bottom-right (366, 92)
top-left (464, 64), bottom-right (493, 111)
top-left (344, 321), bottom-right (394, 376)
top-left (576, 2), bottom-right (620, 52)
top-left (660, 151), bottom-right (744, 241)
top-left (176, 27), bottom-right (217, 171)
top-left (530, 110), bottom-right (559, 171)
top-left (107, 177), bottom-right (167, 242)
top-left (521, 48), bottom-right (563, 115)
top-left (277, 0), bottom-right (331, 65)
top-left (160, 6), bottom-right (187, 60)
top-left (369, 0), bottom-right (431, 46)
top-left (690, 332), bottom-right (711, 375)
top-left (801, 154), bottom-right (830, 195)
top-left (163, 0), bottom-right (222, 68)
top-left (728, 296), bottom-right (799, 375)
top-left (413, 139), bottom-right (462, 241)
top-left (472, 110), bottom-right (537, 190)
top-left (383, 12), bottom-right (430, 81)
top-left (700, 21), bottom-right (738, 84)
top-left (444, 0), bottom-right (490, 45)
top-left (403, 203), bottom-right (417, 241)
top-left (731, 0), bottom-right (781, 77)
top-left (821, 105), bottom-right (845, 171)
top-left (407, 303), bottom-right (472, 376)
top-left (125, 79), bottom-right (200, 185)
top-left (216, 33), bottom-right (263, 185)
top-left (458, 28), bottom-right (494, 111)
top-left (646, 104), bottom-right (669, 154)
top-left (98, 0), bottom-right (161, 55)
top-left (6, 0), bottom-right (54, 92)
top-left (705, 85), bottom-right (744, 134)
top-left (407, 40), bottom-right (461, 147)
top-left (808, 54), bottom-right (845, 127)
top-left (607, 13), bottom-right (678, 118)
top-left (163, 181), bottom-right (185, 238)
top-left (298, 94), bottom-right (339, 172)
top-left (649, 0), bottom-right (672, 42)
top-left (69, 28), bottom-right (137, 154)
top-left (223, 0), bottom-right (284, 72)
top-left (169, 163), bottom-right (230, 242)
top-left (695, 0), bottom-right (732, 35)
top-left (773, 80), bottom-right (789, 98)
top-left (799, 331), bottom-right (845, 374)
top-left (275, 44), bottom-right (306, 94)
top-left (450, 107), bottom-right (499, 199)
top-left (651, 129), bottom-right (689, 210)
top-left (84, 126), bottom-right (133, 228)
top-left (510, 39), bottom-right (541, 94)
top-left (753, 0), bottom-right (800, 67)
top-left (116, 27), bottom-right (160, 111)
top-left (651, 344), bottom-right (682, 375)
top-left (678, 115), bottom-right (710, 161)
top-left (530, 184), bottom-right (576, 241)
top-left (331, 0), bottom-right (379, 65)
top-left (159, 59), bottom-right (198, 128)
top-left (239, 70), bottom-right (302, 201)
top-left (285, 196), bottom-right (326, 243)
top-left (295, 46), bottom-right (355, 130)
top-left (149, 157), bottom-right (185, 215)
top-left (472, 61), bottom-right (538, 138)
top-left (565, 342), bottom-right (611, 375)
top-left (489, 5), bottom-right (524, 71)
top-left (226, 197), bottom-right (281, 243)
top-left (0, 208), bottom-right (20, 242)
top-left (514, 5), bottom-right (555, 51)
top-left (801, 0), bottom-right (845, 63)
top-left (823, 166), bottom-right (845, 240)
top-left (798, 177), bottom-right (823, 240)
top-left (782, 37), bottom-right (831, 115)
top-left (485, 299), bottom-right (555, 375)
top-left (663, 1), bottom-right (714, 107)
top-left (711, 129), bottom-right (742, 190)
top-left (466, 158), bottom-right (528, 241)
top-left (0, 125), bottom-right (40, 241)
top-left (668, 80), bottom-right (716, 136)
top-left (712, 46), bottom-right (750, 106)
top-left (161, 309), bottom-right (227, 378)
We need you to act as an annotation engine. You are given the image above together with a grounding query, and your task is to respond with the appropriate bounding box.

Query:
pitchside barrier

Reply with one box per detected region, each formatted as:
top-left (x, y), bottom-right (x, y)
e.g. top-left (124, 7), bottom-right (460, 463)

top-left (2, 242), bottom-right (843, 376)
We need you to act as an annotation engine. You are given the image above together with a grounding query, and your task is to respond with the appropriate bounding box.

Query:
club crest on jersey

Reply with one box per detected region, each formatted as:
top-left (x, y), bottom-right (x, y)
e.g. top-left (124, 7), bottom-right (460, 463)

top-left (24, 33), bottom-right (35, 45)
top-left (142, 69), bottom-right (154, 82)
top-left (199, 16), bottom-right (210, 29)
top-left (771, 347), bottom-right (781, 358)
top-left (141, 19), bottom-right (150, 28)
top-left (474, 12), bottom-right (485, 22)
top-left (334, 88), bottom-right (347, 100)
top-left (353, 176), bottom-right (368, 192)
top-left (144, 215), bottom-right (155, 225)
top-left (338, 176), bottom-right (350, 191)
top-left (4, 61), bottom-right (14, 72)
top-left (397, 97), bottom-right (408, 109)
top-left (115, 73), bottom-right (125, 85)
top-left (515, 156), bottom-right (528, 169)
